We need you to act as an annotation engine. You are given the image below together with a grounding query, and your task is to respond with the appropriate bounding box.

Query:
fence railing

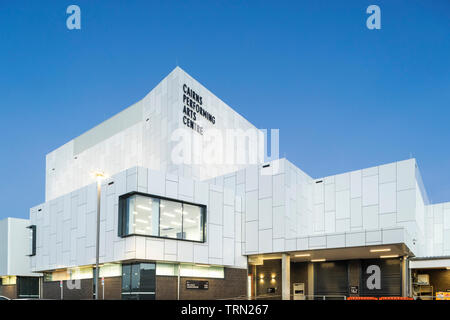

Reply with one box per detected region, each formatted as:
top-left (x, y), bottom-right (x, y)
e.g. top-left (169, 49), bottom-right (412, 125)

top-left (219, 294), bottom-right (347, 300)
top-left (220, 295), bottom-right (445, 301)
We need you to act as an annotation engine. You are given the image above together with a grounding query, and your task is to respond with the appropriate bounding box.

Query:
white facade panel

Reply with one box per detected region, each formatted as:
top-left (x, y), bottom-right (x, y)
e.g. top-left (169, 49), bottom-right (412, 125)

top-left (23, 67), bottom-right (450, 272)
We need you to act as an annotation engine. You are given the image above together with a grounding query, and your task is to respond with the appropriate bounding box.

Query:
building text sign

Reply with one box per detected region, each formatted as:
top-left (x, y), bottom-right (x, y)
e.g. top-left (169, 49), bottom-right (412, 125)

top-left (186, 280), bottom-right (209, 290)
top-left (182, 84), bottom-right (215, 135)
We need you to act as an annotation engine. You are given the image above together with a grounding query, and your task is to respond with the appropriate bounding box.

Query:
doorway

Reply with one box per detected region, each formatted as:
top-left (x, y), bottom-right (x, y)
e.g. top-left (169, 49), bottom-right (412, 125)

top-left (121, 263), bottom-right (156, 300)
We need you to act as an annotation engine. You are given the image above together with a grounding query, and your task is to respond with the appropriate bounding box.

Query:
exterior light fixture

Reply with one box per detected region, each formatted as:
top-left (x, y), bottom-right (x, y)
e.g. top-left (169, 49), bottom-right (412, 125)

top-left (94, 171), bottom-right (106, 180)
top-left (93, 170), bottom-right (106, 301)
top-left (295, 254), bottom-right (311, 257)
top-left (311, 259), bottom-right (326, 262)
top-left (370, 248), bottom-right (391, 253)
top-left (380, 255), bottom-right (399, 259)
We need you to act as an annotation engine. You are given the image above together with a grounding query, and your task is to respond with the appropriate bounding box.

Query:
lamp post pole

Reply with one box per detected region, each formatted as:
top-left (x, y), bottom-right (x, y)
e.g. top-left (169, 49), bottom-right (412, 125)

top-left (94, 173), bottom-right (104, 300)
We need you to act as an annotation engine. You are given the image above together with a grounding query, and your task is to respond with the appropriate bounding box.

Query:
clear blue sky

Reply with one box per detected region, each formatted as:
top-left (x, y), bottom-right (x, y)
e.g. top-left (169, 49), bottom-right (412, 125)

top-left (0, 1), bottom-right (449, 220)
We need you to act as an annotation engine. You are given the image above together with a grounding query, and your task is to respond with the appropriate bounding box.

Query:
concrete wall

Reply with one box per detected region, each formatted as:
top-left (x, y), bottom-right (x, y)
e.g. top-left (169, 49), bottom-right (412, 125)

top-left (31, 166), bottom-right (246, 272)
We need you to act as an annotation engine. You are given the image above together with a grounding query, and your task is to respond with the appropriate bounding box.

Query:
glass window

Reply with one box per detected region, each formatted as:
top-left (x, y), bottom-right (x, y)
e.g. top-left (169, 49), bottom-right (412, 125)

top-left (1, 276), bottom-right (17, 285)
top-left (131, 264), bottom-right (140, 291)
top-left (99, 263), bottom-right (122, 278)
top-left (119, 193), bottom-right (206, 242)
top-left (28, 225), bottom-right (36, 256)
top-left (183, 204), bottom-right (204, 241)
top-left (121, 263), bottom-right (156, 300)
top-left (180, 264), bottom-right (224, 279)
top-left (70, 267), bottom-right (93, 280)
top-left (159, 199), bottom-right (183, 239)
top-left (122, 264), bottom-right (131, 292)
top-left (139, 263), bottom-right (156, 292)
top-left (126, 195), bottom-right (160, 236)
top-left (156, 263), bottom-right (179, 276)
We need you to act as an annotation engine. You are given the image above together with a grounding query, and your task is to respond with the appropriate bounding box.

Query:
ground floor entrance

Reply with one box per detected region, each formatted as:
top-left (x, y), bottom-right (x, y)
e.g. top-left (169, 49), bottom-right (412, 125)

top-left (247, 244), bottom-right (412, 300)
top-left (39, 262), bottom-right (247, 300)
top-left (0, 276), bottom-right (40, 299)
top-left (121, 263), bottom-right (156, 300)
top-left (249, 258), bottom-right (403, 300)
top-left (410, 257), bottom-right (450, 300)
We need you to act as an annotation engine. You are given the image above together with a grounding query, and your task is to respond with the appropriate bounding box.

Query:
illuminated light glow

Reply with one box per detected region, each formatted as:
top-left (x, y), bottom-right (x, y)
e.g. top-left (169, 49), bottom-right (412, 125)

top-left (295, 254), bottom-right (311, 257)
top-left (135, 219), bottom-right (148, 224)
top-left (171, 221), bottom-right (181, 226)
top-left (174, 209), bottom-right (182, 213)
top-left (370, 248), bottom-right (391, 253)
top-left (137, 205), bottom-right (152, 211)
top-left (93, 171), bottom-right (107, 181)
top-left (380, 255), bottom-right (399, 259)
top-left (311, 259), bottom-right (326, 262)
top-left (163, 212), bottom-right (175, 218)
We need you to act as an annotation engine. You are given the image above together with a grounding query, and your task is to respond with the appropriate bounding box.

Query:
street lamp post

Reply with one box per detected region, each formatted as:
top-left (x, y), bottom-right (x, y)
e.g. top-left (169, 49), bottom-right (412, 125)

top-left (94, 172), bottom-right (105, 300)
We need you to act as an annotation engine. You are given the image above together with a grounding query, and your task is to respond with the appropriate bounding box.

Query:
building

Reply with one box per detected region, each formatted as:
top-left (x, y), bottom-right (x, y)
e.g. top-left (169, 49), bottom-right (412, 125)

top-left (22, 67), bottom-right (450, 299)
top-left (0, 218), bottom-right (40, 299)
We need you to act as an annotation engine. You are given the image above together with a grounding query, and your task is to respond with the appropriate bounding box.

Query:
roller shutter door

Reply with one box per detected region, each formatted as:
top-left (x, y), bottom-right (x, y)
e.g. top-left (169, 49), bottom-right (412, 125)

top-left (314, 261), bottom-right (348, 299)
top-left (360, 259), bottom-right (401, 297)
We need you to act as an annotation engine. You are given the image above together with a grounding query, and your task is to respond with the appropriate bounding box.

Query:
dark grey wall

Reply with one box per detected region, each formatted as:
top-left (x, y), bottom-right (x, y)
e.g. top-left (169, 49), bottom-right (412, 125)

top-left (156, 268), bottom-right (247, 300)
top-left (255, 259), bottom-right (281, 298)
top-left (0, 284), bottom-right (17, 299)
top-left (348, 260), bottom-right (361, 297)
top-left (43, 279), bottom-right (93, 300)
top-left (291, 262), bottom-right (309, 295)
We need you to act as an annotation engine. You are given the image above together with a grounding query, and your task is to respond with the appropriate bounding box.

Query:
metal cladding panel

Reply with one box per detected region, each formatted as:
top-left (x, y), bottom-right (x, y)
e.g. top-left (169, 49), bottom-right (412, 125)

top-left (360, 259), bottom-right (402, 297)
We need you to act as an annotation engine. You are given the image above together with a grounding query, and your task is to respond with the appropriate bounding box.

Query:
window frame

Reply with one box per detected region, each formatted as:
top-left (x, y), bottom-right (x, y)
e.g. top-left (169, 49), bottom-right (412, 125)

top-left (118, 191), bottom-right (207, 243)
top-left (27, 225), bottom-right (37, 257)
